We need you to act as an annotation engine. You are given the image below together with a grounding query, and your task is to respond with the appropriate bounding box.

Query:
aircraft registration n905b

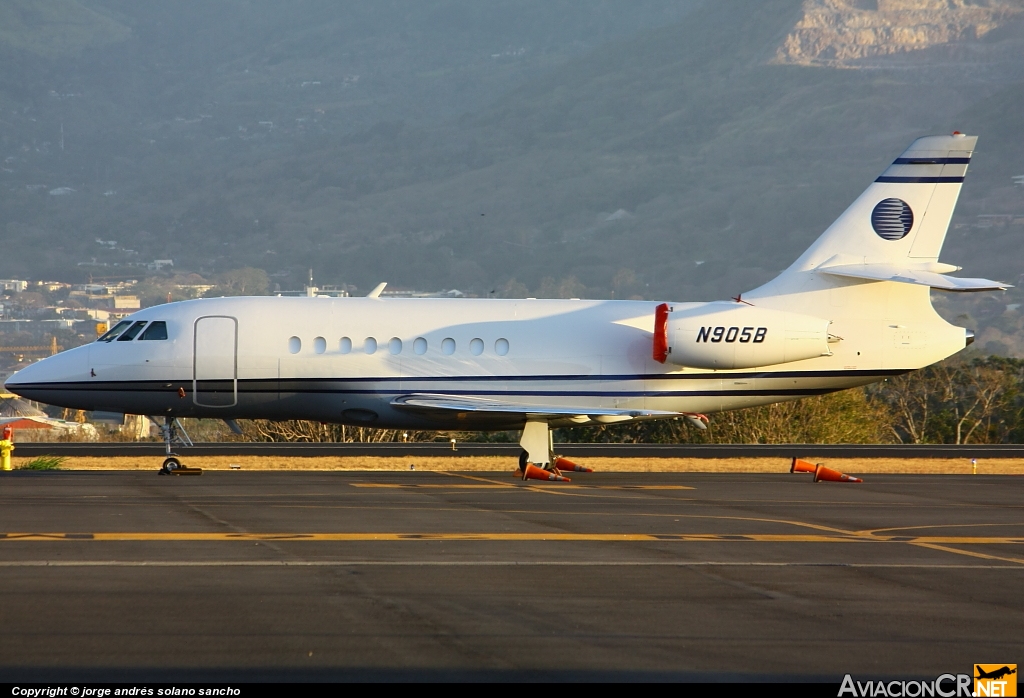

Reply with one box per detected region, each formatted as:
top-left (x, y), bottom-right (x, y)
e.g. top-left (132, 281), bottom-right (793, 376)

top-left (4, 133), bottom-right (1009, 475)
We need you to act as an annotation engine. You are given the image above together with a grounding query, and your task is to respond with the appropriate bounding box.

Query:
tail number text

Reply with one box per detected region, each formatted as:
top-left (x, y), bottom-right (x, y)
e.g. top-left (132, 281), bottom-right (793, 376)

top-left (696, 327), bottom-right (767, 343)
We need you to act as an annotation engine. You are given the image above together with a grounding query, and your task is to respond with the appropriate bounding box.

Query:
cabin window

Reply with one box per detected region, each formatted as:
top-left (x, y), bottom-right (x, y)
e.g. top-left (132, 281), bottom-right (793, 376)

top-left (139, 321), bottom-right (168, 341)
top-left (365, 337), bottom-right (377, 354)
top-left (97, 321), bottom-right (132, 342)
top-left (314, 336), bottom-right (327, 354)
top-left (389, 337), bottom-right (402, 355)
top-left (495, 338), bottom-right (509, 356)
top-left (413, 337), bottom-right (427, 355)
top-left (289, 336), bottom-right (301, 354)
top-left (441, 338), bottom-right (456, 355)
top-left (339, 337), bottom-right (352, 354)
top-left (117, 321), bottom-right (148, 342)
top-left (470, 338), bottom-right (484, 356)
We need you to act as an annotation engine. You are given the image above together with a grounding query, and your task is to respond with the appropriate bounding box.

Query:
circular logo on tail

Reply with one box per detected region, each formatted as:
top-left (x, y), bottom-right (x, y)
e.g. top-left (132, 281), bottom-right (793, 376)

top-left (871, 198), bottom-right (913, 240)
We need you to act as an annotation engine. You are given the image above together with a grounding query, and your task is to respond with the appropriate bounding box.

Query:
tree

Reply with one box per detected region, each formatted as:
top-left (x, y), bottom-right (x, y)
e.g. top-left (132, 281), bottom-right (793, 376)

top-left (239, 420), bottom-right (447, 444)
top-left (562, 389), bottom-right (894, 444)
top-left (866, 358), bottom-right (1023, 444)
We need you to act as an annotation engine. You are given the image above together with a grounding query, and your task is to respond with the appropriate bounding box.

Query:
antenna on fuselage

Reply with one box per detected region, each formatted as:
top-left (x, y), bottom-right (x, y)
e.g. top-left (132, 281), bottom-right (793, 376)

top-left (366, 282), bottom-right (387, 299)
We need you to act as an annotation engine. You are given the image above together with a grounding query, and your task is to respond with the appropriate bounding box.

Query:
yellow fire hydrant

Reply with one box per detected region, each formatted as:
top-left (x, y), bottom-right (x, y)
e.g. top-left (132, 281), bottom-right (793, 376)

top-left (1, 425), bottom-right (13, 471)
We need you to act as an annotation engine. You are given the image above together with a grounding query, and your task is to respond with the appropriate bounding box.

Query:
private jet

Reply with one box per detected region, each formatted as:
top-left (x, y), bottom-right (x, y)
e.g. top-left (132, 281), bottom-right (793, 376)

top-left (5, 133), bottom-right (1007, 475)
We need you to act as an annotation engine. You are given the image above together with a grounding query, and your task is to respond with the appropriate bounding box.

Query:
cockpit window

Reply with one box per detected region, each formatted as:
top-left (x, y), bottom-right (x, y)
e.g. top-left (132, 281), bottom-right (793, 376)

top-left (117, 321), bottom-right (148, 342)
top-left (139, 321), bottom-right (168, 341)
top-left (97, 321), bottom-right (132, 342)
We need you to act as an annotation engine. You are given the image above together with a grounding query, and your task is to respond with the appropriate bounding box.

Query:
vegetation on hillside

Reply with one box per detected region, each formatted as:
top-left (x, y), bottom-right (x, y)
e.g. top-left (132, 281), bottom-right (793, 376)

top-left (1, 2), bottom-right (1020, 328)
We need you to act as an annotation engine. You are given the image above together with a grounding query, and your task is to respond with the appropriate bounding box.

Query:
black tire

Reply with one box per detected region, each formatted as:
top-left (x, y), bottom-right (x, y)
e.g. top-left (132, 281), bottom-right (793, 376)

top-left (161, 457), bottom-right (181, 473)
top-left (519, 450), bottom-right (530, 480)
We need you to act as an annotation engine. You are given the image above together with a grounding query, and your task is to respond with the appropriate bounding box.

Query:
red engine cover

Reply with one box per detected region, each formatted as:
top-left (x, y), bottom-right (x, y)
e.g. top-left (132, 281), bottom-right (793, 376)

top-left (653, 302), bottom-right (669, 363)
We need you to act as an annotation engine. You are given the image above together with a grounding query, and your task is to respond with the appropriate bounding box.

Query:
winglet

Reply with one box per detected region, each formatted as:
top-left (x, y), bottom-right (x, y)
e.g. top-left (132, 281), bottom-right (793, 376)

top-left (366, 282), bottom-right (387, 298)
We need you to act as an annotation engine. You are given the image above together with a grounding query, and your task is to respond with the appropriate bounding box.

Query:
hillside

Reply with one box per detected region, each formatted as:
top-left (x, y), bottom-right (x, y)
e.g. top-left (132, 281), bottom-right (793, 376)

top-left (775, 0), bottom-right (1023, 67)
top-left (1, 0), bottom-right (1023, 351)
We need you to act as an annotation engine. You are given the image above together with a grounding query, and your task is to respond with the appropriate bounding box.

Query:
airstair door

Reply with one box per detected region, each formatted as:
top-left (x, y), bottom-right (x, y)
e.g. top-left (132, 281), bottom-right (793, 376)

top-left (193, 316), bottom-right (237, 408)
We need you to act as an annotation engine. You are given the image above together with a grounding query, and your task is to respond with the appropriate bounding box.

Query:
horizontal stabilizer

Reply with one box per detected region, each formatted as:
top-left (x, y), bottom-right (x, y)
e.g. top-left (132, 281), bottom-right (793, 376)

top-left (392, 394), bottom-right (679, 421)
top-left (817, 262), bottom-right (1010, 292)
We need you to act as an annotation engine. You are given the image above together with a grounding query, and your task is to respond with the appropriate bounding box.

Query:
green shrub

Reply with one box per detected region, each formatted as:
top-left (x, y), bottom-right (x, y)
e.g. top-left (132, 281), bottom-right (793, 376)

top-left (20, 455), bottom-right (66, 471)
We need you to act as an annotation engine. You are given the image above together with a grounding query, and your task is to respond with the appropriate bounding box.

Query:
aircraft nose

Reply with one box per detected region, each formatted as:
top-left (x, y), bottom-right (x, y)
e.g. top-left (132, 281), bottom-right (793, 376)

top-left (4, 345), bottom-right (91, 405)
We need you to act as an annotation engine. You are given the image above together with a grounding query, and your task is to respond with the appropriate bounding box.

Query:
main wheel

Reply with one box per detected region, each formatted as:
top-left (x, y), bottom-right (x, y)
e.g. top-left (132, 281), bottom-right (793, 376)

top-left (518, 450), bottom-right (530, 480)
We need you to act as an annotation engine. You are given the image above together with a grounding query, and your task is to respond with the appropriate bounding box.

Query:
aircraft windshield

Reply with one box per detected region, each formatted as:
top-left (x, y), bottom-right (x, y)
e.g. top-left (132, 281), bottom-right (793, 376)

top-left (139, 321), bottom-right (168, 340)
top-left (97, 321), bottom-right (132, 342)
top-left (117, 321), bottom-right (149, 341)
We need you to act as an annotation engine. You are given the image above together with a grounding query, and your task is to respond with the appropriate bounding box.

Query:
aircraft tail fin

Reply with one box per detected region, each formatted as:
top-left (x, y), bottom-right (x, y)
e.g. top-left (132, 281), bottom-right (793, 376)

top-left (739, 134), bottom-right (1006, 370)
top-left (750, 133), bottom-right (1009, 297)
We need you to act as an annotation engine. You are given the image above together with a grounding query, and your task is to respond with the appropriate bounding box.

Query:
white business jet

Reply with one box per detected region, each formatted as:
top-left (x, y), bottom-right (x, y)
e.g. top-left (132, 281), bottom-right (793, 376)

top-left (5, 133), bottom-right (1008, 474)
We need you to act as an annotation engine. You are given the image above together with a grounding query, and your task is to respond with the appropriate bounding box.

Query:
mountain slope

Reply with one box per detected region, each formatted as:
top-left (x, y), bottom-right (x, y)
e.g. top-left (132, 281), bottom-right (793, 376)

top-left (0, 0), bottom-right (1021, 314)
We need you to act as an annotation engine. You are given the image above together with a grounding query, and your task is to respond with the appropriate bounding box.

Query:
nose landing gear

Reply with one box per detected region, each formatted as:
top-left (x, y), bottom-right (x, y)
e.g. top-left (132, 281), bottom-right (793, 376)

top-left (150, 417), bottom-right (202, 476)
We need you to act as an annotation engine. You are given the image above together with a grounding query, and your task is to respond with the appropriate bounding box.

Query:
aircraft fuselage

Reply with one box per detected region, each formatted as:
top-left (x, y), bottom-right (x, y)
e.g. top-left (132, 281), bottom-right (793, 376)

top-left (5, 295), bottom-right (903, 431)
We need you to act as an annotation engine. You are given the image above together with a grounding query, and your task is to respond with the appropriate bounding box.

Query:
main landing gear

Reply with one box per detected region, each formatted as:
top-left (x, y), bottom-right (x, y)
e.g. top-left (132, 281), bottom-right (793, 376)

top-left (150, 416), bottom-right (202, 476)
top-left (513, 420), bottom-right (592, 482)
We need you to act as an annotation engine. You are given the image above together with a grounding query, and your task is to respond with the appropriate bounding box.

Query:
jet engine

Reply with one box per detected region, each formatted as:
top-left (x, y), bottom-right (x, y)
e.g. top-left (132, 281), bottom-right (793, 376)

top-left (654, 302), bottom-right (831, 370)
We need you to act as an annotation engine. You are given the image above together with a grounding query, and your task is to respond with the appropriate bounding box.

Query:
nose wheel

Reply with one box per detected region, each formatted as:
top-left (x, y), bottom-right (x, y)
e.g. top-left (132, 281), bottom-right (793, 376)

top-left (159, 456), bottom-right (181, 474)
top-left (152, 417), bottom-right (202, 476)
top-left (159, 454), bottom-right (202, 476)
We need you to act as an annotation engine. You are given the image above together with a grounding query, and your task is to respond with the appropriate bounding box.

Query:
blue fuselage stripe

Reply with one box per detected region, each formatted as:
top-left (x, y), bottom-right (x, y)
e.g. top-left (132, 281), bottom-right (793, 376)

top-left (8, 368), bottom-right (903, 400)
top-left (891, 157), bottom-right (970, 165)
top-left (875, 176), bottom-right (965, 184)
top-left (7, 368), bottom-right (903, 389)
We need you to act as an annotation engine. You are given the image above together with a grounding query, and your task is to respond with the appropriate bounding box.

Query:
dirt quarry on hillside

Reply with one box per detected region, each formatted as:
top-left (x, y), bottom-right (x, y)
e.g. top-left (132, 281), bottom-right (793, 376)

top-left (12, 455), bottom-right (1024, 475)
top-left (773, 0), bottom-right (1024, 67)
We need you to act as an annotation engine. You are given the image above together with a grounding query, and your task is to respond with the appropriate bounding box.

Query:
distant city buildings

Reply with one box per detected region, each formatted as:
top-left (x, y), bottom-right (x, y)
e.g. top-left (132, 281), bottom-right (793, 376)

top-left (0, 280), bottom-right (28, 293)
top-left (113, 295), bottom-right (141, 310)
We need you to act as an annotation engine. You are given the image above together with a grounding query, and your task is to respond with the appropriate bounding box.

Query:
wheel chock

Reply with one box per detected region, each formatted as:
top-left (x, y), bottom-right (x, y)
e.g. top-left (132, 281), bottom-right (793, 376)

top-left (523, 464), bottom-right (571, 482)
top-left (171, 466), bottom-right (203, 476)
top-left (790, 457), bottom-right (817, 474)
top-left (813, 464), bottom-right (861, 483)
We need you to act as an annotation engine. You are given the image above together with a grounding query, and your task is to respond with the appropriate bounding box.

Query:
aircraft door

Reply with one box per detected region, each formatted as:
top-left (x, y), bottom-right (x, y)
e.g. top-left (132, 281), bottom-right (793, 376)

top-left (193, 316), bottom-right (237, 408)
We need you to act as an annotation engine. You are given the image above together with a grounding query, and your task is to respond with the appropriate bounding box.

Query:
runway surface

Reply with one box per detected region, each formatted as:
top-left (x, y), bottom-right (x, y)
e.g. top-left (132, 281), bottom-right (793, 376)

top-left (0, 470), bottom-right (1021, 681)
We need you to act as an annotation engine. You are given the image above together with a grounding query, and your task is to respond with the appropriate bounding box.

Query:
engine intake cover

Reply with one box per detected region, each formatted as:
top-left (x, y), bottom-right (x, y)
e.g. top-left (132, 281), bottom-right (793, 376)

top-left (666, 302), bottom-right (830, 370)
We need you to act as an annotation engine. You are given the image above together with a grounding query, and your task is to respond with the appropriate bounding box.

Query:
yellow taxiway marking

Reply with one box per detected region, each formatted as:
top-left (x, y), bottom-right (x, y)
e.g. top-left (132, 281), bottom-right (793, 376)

top-left (1, 532), bottom-right (1023, 544)
top-left (858, 522), bottom-right (1024, 536)
top-left (349, 483), bottom-right (693, 490)
top-left (909, 542), bottom-right (1024, 566)
top-left (429, 470), bottom-right (694, 496)
top-left (434, 470), bottom-right (576, 496)
top-left (352, 484), bottom-right (510, 489)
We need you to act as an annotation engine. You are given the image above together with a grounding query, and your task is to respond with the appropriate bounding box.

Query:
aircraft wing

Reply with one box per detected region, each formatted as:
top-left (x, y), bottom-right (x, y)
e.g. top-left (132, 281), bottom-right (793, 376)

top-left (391, 393), bottom-right (680, 422)
top-left (817, 262), bottom-right (1010, 292)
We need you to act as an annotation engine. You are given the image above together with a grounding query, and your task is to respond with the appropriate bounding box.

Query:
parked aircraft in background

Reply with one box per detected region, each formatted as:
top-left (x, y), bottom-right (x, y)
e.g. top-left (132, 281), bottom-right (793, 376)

top-left (5, 134), bottom-right (1008, 475)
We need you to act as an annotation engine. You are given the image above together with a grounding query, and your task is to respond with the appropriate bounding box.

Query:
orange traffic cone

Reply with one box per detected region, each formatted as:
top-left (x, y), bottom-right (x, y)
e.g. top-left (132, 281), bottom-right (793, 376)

top-left (554, 457), bottom-right (592, 473)
top-left (790, 458), bottom-right (817, 474)
top-left (813, 464), bottom-right (862, 483)
top-left (523, 464), bottom-right (571, 482)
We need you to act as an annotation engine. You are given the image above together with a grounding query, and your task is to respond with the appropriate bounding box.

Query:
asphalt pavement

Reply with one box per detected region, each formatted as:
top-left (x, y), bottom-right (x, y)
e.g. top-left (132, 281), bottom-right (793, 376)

top-left (0, 469), bottom-right (1020, 681)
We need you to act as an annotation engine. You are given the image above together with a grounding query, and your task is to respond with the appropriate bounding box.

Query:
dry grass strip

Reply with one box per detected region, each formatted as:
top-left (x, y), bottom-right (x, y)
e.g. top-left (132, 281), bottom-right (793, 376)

top-left (12, 455), bottom-right (1024, 474)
